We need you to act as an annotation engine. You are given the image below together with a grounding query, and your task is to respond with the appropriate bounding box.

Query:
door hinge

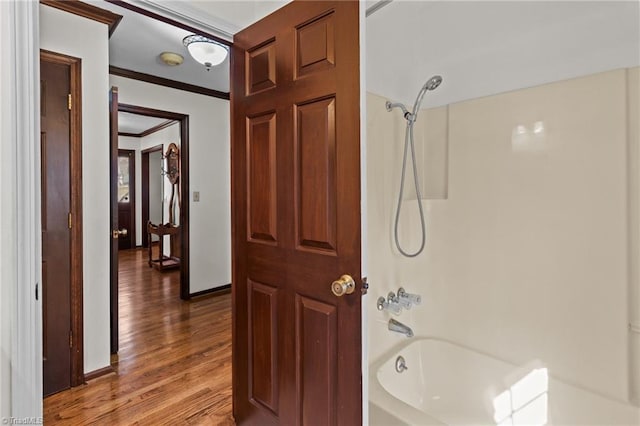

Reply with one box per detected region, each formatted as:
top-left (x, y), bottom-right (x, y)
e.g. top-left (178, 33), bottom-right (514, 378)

top-left (68, 94), bottom-right (72, 110)
top-left (69, 330), bottom-right (73, 348)
top-left (35, 283), bottom-right (39, 301)
top-left (68, 212), bottom-right (72, 229)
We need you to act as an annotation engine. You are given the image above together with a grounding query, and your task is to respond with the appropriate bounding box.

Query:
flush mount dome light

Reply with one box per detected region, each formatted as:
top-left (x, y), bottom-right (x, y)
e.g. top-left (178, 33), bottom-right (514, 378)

top-left (182, 35), bottom-right (228, 70)
top-left (159, 52), bottom-right (184, 66)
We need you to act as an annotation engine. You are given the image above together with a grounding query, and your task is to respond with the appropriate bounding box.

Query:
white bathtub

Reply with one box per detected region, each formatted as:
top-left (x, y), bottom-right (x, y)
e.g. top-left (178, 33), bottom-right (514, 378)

top-left (369, 338), bottom-right (640, 425)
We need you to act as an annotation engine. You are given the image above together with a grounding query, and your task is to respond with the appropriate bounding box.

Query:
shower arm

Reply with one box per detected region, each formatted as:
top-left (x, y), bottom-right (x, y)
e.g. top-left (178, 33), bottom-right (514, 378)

top-left (385, 101), bottom-right (414, 122)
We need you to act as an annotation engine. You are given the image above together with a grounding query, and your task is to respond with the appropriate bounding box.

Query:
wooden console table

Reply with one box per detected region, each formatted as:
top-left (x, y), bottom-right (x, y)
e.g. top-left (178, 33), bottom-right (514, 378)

top-left (147, 222), bottom-right (180, 271)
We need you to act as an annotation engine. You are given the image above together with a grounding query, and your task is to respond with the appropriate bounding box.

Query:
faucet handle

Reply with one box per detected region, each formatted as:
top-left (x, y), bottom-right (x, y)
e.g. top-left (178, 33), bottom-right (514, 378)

top-left (389, 291), bottom-right (412, 309)
top-left (377, 296), bottom-right (401, 314)
top-left (398, 287), bottom-right (421, 305)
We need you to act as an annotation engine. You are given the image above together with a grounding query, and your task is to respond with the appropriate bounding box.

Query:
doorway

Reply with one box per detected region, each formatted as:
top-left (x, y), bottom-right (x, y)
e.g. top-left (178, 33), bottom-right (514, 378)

top-left (110, 102), bottom-right (191, 356)
top-left (117, 148), bottom-right (136, 250)
top-left (141, 145), bottom-right (164, 248)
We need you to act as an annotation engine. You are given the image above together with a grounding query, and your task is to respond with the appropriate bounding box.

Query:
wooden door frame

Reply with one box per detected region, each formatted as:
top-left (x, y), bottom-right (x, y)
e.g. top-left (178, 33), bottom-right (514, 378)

top-left (116, 102), bottom-right (190, 302)
top-left (117, 148), bottom-right (136, 249)
top-left (141, 144), bottom-right (163, 248)
top-left (40, 49), bottom-right (84, 387)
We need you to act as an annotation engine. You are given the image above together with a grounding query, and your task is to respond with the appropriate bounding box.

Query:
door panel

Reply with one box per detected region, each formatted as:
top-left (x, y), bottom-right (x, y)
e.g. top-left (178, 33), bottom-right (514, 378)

top-left (41, 57), bottom-right (72, 397)
top-left (247, 113), bottom-right (278, 244)
top-left (248, 280), bottom-right (279, 413)
top-left (296, 295), bottom-right (337, 426)
top-left (294, 96), bottom-right (337, 252)
top-left (247, 41), bottom-right (276, 94)
top-left (295, 11), bottom-right (336, 78)
top-left (232, 2), bottom-right (361, 424)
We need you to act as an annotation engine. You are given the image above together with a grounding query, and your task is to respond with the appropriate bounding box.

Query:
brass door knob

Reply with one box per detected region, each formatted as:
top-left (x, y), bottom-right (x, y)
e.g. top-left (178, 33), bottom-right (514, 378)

top-left (112, 228), bottom-right (128, 239)
top-left (331, 275), bottom-right (355, 297)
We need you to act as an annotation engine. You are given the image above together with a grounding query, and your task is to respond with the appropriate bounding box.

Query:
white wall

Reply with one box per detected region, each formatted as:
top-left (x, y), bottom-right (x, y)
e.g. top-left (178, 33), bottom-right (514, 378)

top-left (367, 68), bottom-right (639, 404)
top-left (1, 2), bottom-right (17, 417)
top-left (110, 75), bottom-right (231, 293)
top-left (0, 154), bottom-right (13, 415)
top-left (118, 136), bottom-right (142, 245)
top-left (40, 5), bottom-right (111, 374)
top-left (2, 0), bottom-right (42, 417)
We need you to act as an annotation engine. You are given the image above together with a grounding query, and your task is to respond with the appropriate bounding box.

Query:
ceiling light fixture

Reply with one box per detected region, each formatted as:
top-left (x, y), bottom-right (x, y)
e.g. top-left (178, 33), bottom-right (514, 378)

top-left (159, 52), bottom-right (184, 66)
top-left (182, 35), bottom-right (229, 71)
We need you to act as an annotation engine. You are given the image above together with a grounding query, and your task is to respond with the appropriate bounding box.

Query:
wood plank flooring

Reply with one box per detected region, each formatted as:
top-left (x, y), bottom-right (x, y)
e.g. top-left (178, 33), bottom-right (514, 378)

top-left (44, 248), bottom-right (234, 425)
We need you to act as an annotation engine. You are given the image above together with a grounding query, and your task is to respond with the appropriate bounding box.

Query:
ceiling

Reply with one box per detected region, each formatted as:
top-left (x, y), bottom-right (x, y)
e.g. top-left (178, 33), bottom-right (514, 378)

top-left (118, 112), bottom-right (174, 135)
top-left (367, 1), bottom-right (640, 108)
top-left (96, 0), bottom-right (290, 134)
top-left (97, 0), bottom-right (639, 126)
top-left (180, 1), bottom-right (291, 33)
top-left (93, 1), bottom-right (291, 96)
top-left (96, 0), bottom-right (231, 93)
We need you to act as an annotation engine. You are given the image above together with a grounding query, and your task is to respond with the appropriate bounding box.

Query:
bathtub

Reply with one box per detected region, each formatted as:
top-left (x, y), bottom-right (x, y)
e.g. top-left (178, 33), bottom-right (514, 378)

top-left (369, 338), bottom-right (640, 425)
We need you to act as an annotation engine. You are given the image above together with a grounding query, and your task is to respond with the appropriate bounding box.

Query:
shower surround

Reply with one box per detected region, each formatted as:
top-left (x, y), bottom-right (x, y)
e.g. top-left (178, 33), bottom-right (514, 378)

top-left (366, 68), bottom-right (640, 419)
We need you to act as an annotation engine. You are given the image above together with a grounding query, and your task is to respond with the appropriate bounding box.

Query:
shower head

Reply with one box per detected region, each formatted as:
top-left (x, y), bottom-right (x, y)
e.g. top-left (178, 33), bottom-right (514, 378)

top-left (409, 75), bottom-right (443, 123)
top-left (425, 75), bottom-right (442, 91)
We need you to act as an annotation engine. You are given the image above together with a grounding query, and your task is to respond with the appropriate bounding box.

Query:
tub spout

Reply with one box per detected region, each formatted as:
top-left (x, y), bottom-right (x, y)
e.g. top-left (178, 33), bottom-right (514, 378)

top-left (388, 318), bottom-right (413, 337)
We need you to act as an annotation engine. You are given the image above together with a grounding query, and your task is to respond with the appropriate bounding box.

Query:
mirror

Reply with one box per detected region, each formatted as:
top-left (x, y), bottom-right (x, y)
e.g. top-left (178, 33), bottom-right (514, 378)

top-left (165, 142), bottom-right (180, 225)
top-left (148, 149), bottom-right (164, 237)
top-left (117, 156), bottom-right (131, 203)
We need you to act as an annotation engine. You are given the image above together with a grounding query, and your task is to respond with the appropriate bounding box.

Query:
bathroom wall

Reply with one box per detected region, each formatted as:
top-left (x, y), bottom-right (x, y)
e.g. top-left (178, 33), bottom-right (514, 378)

top-left (367, 68), bottom-right (639, 403)
top-left (628, 67), bottom-right (640, 404)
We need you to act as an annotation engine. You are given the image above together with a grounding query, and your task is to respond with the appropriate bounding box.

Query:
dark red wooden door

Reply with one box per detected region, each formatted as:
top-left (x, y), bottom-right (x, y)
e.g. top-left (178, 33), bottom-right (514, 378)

top-left (231, 1), bottom-right (362, 424)
top-left (41, 56), bottom-right (72, 397)
top-left (109, 87), bottom-right (119, 354)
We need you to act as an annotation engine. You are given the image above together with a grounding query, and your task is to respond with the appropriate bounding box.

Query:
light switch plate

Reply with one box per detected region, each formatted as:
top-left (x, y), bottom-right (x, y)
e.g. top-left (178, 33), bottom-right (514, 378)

top-left (193, 191), bottom-right (200, 202)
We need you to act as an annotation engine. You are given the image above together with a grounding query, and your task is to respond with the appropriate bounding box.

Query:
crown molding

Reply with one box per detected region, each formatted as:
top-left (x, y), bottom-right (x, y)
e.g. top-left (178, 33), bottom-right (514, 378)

top-left (40, 0), bottom-right (123, 37)
top-left (109, 66), bottom-right (230, 100)
top-left (109, 0), bottom-right (236, 43)
top-left (118, 119), bottom-right (176, 138)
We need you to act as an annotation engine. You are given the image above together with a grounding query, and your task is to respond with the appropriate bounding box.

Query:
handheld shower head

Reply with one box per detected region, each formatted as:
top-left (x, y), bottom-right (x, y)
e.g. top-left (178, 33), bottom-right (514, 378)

top-left (410, 75), bottom-right (443, 122)
top-left (425, 75), bottom-right (442, 91)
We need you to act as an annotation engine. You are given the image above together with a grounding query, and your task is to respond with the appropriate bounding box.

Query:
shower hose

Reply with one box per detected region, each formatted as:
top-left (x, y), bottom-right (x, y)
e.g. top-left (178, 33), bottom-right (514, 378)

top-left (394, 119), bottom-right (426, 257)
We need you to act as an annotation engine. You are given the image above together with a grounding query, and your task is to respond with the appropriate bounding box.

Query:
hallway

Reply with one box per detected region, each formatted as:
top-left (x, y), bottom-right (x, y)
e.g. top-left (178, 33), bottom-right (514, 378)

top-left (44, 248), bottom-right (233, 424)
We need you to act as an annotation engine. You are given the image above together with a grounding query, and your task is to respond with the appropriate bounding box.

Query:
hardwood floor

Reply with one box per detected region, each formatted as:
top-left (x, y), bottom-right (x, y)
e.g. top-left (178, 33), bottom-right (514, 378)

top-left (44, 248), bottom-right (234, 425)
